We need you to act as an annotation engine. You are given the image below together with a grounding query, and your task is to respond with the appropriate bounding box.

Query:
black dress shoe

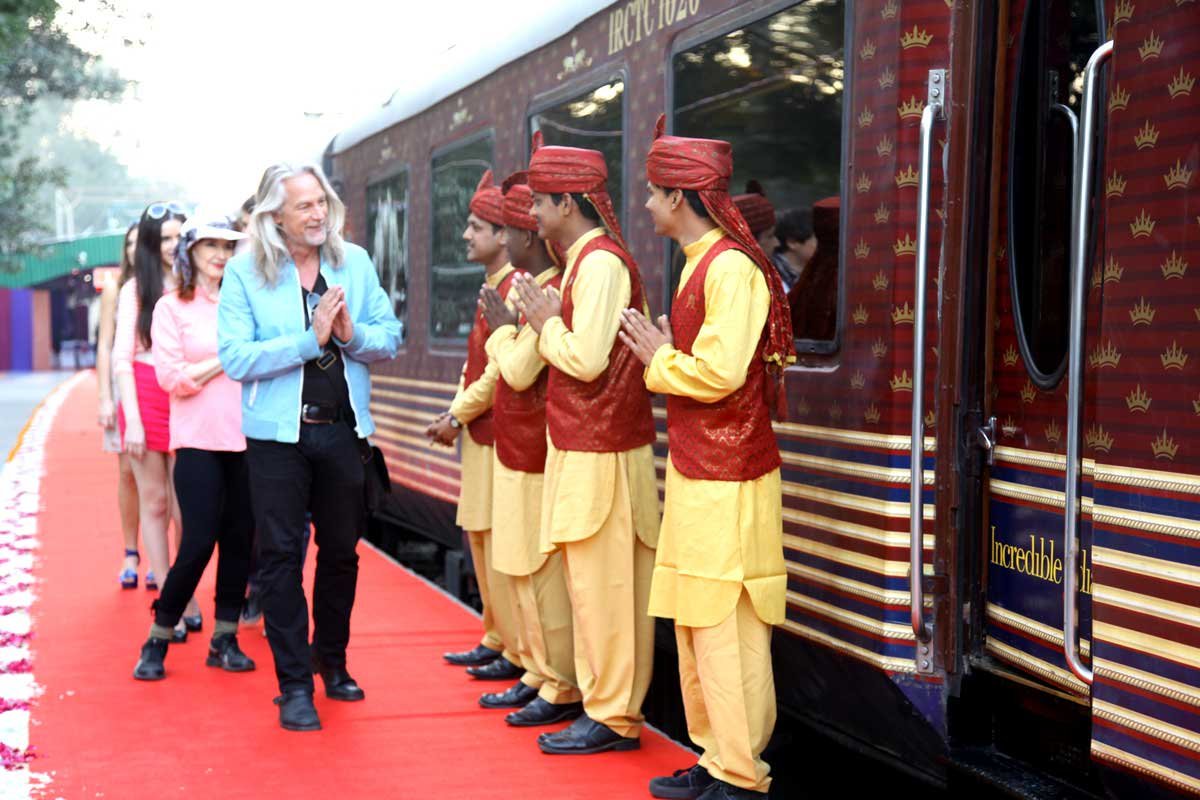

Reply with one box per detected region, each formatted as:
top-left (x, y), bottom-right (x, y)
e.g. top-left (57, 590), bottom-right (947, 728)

top-left (479, 681), bottom-right (538, 709)
top-left (312, 656), bottom-right (366, 702)
top-left (651, 764), bottom-right (715, 799)
top-left (696, 780), bottom-right (767, 799)
top-left (132, 637), bottom-right (168, 681)
top-left (182, 612), bottom-right (203, 632)
top-left (538, 715), bottom-right (640, 755)
top-left (444, 643), bottom-right (501, 666)
top-left (206, 633), bottom-right (255, 672)
top-left (466, 656), bottom-right (523, 681)
top-left (274, 689), bottom-right (321, 731)
top-left (506, 696), bottom-right (584, 727)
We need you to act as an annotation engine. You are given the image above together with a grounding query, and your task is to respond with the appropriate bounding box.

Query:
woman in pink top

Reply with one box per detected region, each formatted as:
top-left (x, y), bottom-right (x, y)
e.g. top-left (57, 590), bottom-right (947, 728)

top-left (134, 212), bottom-right (256, 680)
top-left (114, 203), bottom-right (194, 634)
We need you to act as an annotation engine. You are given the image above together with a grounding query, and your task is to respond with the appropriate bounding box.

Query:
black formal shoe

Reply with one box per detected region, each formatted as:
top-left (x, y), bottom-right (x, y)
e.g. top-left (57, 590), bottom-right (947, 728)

top-left (479, 681), bottom-right (538, 709)
top-left (171, 622), bottom-right (188, 644)
top-left (182, 612), bottom-right (203, 632)
top-left (205, 633), bottom-right (255, 672)
top-left (537, 715), bottom-right (640, 755)
top-left (696, 780), bottom-right (767, 799)
top-left (466, 656), bottom-right (523, 681)
top-left (240, 590), bottom-right (262, 624)
top-left (505, 697), bottom-right (584, 727)
top-left (651, 765), bottom-right (716, 799)
top-left (132, 637), bottom-right (168, 681)
top-left (274, 689), bottom-right (321, 731)
top-left (312, 656), bottom-right (366, 702)
top-left (443, 643), bottom-right (501, 666)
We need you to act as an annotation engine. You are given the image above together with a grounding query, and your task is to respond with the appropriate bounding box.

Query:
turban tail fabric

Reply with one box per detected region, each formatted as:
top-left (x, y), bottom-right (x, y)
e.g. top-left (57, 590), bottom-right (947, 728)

top-left (469, 169), bottom-right (506, 228)
top-left (527, 135), bottom-right (629, 254)
top-left (502, 170), bottom-right (565, 267)
top-left (645, 114), bottom-right (796, 414)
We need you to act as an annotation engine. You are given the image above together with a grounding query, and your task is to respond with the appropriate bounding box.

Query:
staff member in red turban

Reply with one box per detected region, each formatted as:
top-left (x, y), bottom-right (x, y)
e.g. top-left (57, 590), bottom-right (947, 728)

top-left (732, 180), bottom-right (777, 254)
top-left (620, 116), bottom-right (794, 800)
top-left (429, 170), bottom-right (528, 690)
top-left (510, 136), bottom-right (659, 755)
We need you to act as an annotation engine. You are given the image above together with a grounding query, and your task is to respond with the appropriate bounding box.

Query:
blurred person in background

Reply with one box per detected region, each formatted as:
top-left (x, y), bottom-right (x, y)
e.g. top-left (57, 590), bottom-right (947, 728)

top-left (770, 208), bottom-right (816, 293)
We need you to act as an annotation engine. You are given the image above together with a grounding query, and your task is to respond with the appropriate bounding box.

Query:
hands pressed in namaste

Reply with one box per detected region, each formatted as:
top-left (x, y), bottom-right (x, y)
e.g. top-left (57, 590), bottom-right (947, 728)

top-left (619, 308), bottom-right (674, 366)
top-left (511, 272), bottom-right (561, 334)
top-left (479, 284), bottom-right (518, 330)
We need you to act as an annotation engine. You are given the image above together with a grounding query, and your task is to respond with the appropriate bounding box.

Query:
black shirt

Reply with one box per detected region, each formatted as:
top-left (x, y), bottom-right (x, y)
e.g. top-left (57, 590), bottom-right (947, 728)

top-left (301, 273), bottom-right (355, 426)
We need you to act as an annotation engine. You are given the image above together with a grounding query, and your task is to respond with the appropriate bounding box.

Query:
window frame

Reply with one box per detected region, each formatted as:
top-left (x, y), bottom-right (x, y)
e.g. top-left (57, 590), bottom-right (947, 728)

top-left (427, 127), bottom-right (496, 348)
top-left (664, 0), bottom-right (853, 359)
top-left (364, 163), bottom-right (411, 350)
top-left (526, 64), bottom-right (631, 236)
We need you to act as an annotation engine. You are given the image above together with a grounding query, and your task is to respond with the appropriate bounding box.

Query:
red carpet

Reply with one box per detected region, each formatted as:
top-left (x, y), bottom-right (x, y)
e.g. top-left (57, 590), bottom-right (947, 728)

top-left (27, 377), bottom-right (689, 798)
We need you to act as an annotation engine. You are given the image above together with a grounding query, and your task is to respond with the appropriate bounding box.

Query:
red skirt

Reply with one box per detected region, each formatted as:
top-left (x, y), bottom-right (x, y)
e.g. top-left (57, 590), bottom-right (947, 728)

top-left (118, 361), bottom-right (172, 453)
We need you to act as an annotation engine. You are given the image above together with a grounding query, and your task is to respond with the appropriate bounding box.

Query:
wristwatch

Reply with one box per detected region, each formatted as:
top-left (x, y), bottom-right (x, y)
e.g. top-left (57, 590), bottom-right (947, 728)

top-left (448, 414), bottom-right (462, 429)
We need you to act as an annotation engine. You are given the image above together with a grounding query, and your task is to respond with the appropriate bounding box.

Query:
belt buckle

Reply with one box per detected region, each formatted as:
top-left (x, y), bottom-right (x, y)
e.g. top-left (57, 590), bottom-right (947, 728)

top-left (301, 404), bottom-right (334, 425)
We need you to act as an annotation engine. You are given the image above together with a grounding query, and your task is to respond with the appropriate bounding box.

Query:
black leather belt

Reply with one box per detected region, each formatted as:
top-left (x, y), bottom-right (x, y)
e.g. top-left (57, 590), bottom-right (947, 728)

top-left (301, 403), bottom-right (341, 424)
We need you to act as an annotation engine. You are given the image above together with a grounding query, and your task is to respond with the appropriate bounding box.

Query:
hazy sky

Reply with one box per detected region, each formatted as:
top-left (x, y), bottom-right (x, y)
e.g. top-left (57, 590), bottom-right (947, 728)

top-left (63, 0), bottom-right (498, 213)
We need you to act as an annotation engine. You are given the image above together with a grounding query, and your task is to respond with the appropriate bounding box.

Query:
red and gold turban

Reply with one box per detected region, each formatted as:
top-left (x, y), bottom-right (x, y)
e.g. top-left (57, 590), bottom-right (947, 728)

top-left (733, 181), bottom-right (776, 237)
top-left (646, 114), bottom-right (796, 409)
top-left (502, 170), bottom-right (565, 266)
top-left (527, 132), bottom-right (627, 251)
top-left (468, 169), bottom-right (505, 228)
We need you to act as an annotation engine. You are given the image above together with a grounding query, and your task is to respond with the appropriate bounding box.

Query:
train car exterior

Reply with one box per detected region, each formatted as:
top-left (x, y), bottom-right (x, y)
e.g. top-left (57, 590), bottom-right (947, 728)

top-left (329, 0), bottom-right (1200, 795)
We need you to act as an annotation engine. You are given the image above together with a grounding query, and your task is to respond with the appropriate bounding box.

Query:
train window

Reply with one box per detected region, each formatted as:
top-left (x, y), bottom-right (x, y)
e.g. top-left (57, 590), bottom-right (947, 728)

top-left (1007, 0), bottom-right (1103, 387)
top-left (671, 0), bottom-right (845, 355)
top-left (430, 133), bottom-right (495, 340)
top-left (530, 80), bottom-right (625, 227)
top-left (365, 171), bottom-right (409, 343)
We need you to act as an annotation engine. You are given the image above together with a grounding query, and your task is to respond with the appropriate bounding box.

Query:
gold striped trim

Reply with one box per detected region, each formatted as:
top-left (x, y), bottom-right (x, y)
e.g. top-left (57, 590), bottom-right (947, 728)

top-left (1094, 621), bottom-right (1200, 671)
top-left (1092, 503), bottom-right (1200, 543)
top-left (1094, 699), bottom-right (1200, 754)
top-left (993, 446), bottom-right (1095, 477)
top-left (1092, 741), bottom-right (1200, 794)
top-left (986, 638), bottom-right (1090, 694)
top-left (985, 603), bottom-right (1091, 656)
top-left (774, 420), bottom-right (936, 453)
top-left (787, 562), bottom-right (913, 606)
top-left (779, 620), bottom-right (917, 673)
top-left (987, 478), bottom-right (1095, 514)
top-left (786, 591), bottom-right (916, 642)
top-left (1094, 584), bottom-right (1200, 631)
top-left (372, 387), bottom-right (451, 410)
top-left (372, 414), bottom-right (432, 438)
top-left (370, 404), bottom-right (436, 426)
top-left (994, 445), bottom-right (1200, 496)
top-left (373, 429), bottom-right (463, 470)
top-left (372, 374), bottom-right (458, 394)
top-left (783, 479), bottom-right (936, 521)
top-left (781, 449), bottom-right (934, 487)
top-left (1093, 546), bottom-right (1200, 587)
top-left (784, 507), bottom-right (935, 550)
top-left (1094, 657), bottom-right (1200, 709)
top-left (783, 534), bottom-right (927, 578)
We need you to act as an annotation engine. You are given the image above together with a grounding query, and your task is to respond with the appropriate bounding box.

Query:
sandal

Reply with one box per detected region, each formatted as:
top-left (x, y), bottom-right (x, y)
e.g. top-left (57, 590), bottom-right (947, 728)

top-left (120, 549), bottom-right (139, 590)
top-left (145, 570), bottom-right (158, 591)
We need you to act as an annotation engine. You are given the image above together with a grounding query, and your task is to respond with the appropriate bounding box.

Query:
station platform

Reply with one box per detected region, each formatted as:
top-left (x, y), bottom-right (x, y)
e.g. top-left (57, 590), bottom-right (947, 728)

top-left (6, 374), bottom-right (690, 798)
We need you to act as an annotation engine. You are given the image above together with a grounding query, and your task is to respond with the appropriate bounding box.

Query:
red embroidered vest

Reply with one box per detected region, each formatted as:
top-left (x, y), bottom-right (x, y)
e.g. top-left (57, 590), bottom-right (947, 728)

top-left (463, 268), bottom-right (517, 446)
top-left (545, 234), bottom-right (656, 453)
top-left (666, 237), bottom-right (780, 481)
top-left (493, 270), bottom-right (563, 473)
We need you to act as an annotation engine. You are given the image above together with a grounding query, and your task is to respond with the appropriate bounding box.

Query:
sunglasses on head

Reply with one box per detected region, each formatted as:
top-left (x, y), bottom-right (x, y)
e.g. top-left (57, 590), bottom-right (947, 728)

top-left (145, 201), bottom-right (187, 220)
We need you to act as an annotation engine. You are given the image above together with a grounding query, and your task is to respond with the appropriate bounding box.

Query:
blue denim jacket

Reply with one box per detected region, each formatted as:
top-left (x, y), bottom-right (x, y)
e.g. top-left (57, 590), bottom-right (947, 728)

top-left (217, 242), bottom-right (401, 443)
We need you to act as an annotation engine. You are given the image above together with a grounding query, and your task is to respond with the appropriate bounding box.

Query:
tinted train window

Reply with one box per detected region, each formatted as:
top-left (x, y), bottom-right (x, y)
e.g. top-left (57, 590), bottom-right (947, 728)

top-left (530, 80), bottom-right (625, 227)
top-left (431, 134), bottom-right (494, 340)
top-left (672, 0), bottom-right (845, 354)
top-left (1008, 0), bottom-right (1103, 386)
top-left (365, 171), bottom-right (408, 343)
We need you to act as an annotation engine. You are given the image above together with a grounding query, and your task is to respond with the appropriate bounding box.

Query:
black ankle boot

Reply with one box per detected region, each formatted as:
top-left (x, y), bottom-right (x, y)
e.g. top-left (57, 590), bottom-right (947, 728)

top-left (206, 633), bottom-right (256, 672)
top-left (133, 637), bottom-right (169, 681)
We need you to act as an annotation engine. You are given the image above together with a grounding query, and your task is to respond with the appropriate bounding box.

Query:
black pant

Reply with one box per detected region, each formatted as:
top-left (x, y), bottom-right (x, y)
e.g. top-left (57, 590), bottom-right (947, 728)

top-left (246, 423), bottom-right (365, 693)
top-left (155, 449), bottom-right (253, 628)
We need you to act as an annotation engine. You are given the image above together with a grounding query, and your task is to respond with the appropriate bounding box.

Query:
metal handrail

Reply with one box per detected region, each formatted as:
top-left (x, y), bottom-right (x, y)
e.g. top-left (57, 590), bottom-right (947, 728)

top-left (1063, 40), bottom-right (1112, 687)
top-left (911, 70), bottom-right (944, 649)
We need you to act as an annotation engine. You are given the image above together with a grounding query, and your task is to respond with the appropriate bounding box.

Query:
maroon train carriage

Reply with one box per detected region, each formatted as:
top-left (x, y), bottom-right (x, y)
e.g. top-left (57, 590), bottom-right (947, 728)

top-left (327, 0), bottom-right (1200, 796)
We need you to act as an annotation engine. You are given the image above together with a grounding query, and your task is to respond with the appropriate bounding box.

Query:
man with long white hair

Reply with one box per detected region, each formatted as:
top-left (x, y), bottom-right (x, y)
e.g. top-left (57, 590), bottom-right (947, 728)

top-left (218, 162), bottom-right (401, 731)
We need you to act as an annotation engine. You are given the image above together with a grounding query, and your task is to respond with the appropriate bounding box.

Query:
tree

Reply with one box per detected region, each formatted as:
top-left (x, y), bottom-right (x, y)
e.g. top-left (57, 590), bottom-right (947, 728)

top-left (0, 0), bottom-right (125, 270)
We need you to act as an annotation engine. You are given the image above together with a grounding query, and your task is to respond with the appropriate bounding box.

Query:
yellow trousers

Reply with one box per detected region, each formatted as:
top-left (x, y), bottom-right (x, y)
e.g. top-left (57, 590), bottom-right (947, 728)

top-left (511, 551), bottom-right (579, 704)
top-left (676, 590), bottom-right (776, 793)
top-left (561, 522), bottom-right (656, 738)
top-left (466, 530), bottom-right (522, 669)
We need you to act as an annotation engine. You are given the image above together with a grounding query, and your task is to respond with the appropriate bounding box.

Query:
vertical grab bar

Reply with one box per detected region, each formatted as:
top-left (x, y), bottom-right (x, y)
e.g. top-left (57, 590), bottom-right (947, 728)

top-left (911, 70), bottom-right (945, 666)
top-left (1063, 40), bottom-right (1112, 687)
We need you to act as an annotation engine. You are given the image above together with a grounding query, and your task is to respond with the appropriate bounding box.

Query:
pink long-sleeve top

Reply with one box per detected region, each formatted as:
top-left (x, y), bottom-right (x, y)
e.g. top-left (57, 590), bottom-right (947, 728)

top-left (150, 287), bottom-right (246, 452)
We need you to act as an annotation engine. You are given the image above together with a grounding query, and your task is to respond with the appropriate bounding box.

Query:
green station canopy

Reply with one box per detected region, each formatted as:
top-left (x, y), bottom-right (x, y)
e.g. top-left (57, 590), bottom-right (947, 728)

top-left (0, 233), bottom-right (124, 288)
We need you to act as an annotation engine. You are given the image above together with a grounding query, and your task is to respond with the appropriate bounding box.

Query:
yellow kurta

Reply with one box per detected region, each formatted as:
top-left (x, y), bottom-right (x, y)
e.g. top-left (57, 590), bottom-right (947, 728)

top-left (450, 263), bottom-right (514, 532)
top-left (537, 228), bottom-right (659, 552)
top-left (644, 227), bottom-right (786, 628)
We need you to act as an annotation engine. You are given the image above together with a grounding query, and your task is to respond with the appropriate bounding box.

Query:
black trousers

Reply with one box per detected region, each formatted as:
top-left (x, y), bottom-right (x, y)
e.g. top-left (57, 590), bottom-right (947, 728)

top-left (246, 423), bottom-right (365, 693)
top-left (155, 448), bottom-right (253, 628)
